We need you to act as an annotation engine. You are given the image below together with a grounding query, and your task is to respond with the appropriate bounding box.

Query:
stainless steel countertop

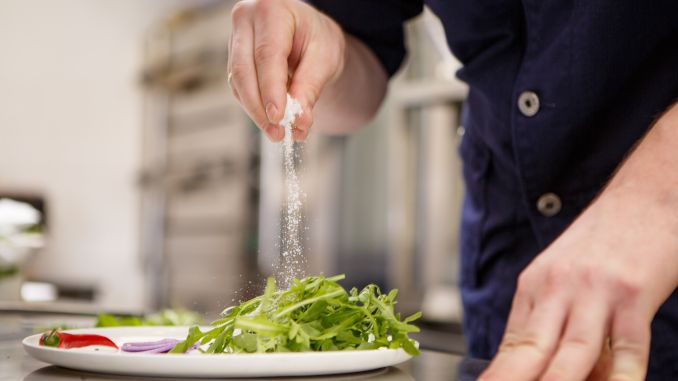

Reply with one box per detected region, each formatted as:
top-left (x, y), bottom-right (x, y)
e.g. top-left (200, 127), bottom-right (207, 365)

top-left (0, 311), bottom-right (488, 381)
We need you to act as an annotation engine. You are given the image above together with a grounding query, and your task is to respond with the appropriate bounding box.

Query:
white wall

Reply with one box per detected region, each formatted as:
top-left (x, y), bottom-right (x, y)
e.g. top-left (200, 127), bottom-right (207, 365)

top-left (0, 0), bottom-right (196, 310)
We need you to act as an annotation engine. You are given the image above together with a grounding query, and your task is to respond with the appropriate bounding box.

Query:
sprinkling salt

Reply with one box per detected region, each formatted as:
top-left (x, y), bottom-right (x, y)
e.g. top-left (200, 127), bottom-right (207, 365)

top-left (280, 94), bottom-right (303, 131)
top-left (277, 94), bottom-right (305, 287)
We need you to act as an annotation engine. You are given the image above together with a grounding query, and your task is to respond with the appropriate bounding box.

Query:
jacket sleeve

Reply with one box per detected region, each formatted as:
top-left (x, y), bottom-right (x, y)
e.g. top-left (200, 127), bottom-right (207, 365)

top-left (308, 0), bottom-right (424, 76)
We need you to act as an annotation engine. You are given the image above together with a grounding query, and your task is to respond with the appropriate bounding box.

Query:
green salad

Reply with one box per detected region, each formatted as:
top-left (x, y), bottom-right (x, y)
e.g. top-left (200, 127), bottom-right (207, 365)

top-left (171, 274), bottom-right (421, 355)
top-left (95, 309), bottom-right (202, 328)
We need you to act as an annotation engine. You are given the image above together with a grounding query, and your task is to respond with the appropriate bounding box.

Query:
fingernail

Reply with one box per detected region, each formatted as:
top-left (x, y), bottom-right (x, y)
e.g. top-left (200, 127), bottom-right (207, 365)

top-left (265, 102), bottom-right (278, 123)
top-left (295, 124), bottom-right (307, 133)
top-left (265, 123), bottom-right (283, 141)
top-left (293, 113), bottom-right (308, 132)
top-left (293, 127), bottom-right (309, 142)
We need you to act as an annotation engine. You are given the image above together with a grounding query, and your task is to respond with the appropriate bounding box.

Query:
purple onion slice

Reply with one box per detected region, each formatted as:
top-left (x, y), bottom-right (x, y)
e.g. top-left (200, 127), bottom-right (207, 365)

top-left (121, 339), bottom-right (179, 353)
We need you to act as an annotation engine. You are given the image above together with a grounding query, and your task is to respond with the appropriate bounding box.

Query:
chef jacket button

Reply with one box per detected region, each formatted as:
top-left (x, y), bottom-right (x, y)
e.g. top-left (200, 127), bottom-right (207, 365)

top-left (518, 91), bottom-right (540, 117)
top-left (537, 193), bottom-right (562, 217)
top-left (457, 126), bottom-right (465, 137)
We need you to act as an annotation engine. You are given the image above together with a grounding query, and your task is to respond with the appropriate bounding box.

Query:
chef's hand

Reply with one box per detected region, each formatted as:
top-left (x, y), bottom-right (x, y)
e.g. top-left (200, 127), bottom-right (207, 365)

top-left (228, 0), bottom-right (345, 141)
top-left (479, 188), bottom-right (678, 381)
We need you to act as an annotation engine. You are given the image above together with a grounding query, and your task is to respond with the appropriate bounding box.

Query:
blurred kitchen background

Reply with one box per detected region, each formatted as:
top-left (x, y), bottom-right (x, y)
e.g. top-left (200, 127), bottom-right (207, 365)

top-left (0, 1), bottom-right (467, 353)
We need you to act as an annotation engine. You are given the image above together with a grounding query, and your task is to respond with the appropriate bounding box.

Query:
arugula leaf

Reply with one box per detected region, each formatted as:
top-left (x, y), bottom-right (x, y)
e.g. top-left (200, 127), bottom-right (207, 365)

top-left (176, 274), bottom-right (421, 355)
top-left (170, 325), bottom-right (205, 353)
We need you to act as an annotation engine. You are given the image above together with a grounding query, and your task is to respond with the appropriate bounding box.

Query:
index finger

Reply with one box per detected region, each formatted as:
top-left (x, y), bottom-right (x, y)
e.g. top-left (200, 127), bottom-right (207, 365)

top-left (480, 296), bottom-right (568, 381)
top-left (229, 3), bottom-right (283, 142)
top-left (540, 295), bottom-right (609, 381)
top-left (253, 1), bottom-right (294, 125)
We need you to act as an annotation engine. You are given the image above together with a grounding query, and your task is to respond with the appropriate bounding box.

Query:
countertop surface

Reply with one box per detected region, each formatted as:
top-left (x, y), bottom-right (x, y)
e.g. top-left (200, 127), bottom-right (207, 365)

top-left (0, 310), bottom-right (488, 381)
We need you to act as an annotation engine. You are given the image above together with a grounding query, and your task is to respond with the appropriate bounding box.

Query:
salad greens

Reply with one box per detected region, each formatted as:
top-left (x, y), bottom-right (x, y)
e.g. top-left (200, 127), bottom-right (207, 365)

top-left (95, 309), bottom-right (202, 328)
top-left (171, 274), bottom-right (421, 356)
top-left (35, 309), bottom-right (202, 335)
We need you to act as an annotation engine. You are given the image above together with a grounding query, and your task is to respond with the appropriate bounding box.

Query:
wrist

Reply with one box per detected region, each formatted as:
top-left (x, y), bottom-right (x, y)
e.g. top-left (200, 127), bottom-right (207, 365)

top-left (593, 187), bottom-right (678, 288)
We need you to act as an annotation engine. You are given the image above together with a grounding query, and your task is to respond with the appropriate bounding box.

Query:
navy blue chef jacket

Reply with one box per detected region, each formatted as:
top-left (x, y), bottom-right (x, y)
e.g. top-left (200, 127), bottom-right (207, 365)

top-left (310, 0), bottom-right (678, 378)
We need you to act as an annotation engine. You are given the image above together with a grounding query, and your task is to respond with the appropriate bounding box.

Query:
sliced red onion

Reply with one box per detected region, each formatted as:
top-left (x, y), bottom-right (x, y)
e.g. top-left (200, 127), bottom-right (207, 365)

top-left (121, 339), bottom-right (179, 353)
top-left (143, 343), bottom-right (179, 353)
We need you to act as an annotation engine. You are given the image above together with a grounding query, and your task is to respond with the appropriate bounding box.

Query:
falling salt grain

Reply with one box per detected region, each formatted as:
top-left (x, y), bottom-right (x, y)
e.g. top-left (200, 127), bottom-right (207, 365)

top-left (277, 94), bottom-right (306, 287)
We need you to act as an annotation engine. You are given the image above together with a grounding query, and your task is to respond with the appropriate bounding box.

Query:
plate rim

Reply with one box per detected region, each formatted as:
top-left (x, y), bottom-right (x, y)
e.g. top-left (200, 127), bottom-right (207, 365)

top-left (22, 326), bottom-right (413, 377)
top-left (23, 326), bottom-right (409, 358)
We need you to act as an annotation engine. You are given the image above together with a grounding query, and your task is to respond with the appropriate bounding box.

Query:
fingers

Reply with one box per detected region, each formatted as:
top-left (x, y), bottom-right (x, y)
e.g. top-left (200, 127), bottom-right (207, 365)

top-left (484, 287), bottom-right (651, 381)
top-left (540, 295), bottom-right (609, 381)
top-left (288, 17), bottom-right (344, 134)
top-left (502, 286), bottom-right (533, 345)
top-left (229, 2), bottom-right (282, 141)
top-left (229, 1), bottom-right (345, 141)
top-left (608, 307), bottom-right (651, 381)
top-left (252, 2), bottom-right (293, 125)
top-left (289, 54), bottom-right (335, 131)
top-left (264, 123), bottom-right (285, 141)
top-left (227, 33), bottom-right (240, 103)
top-left (587, 339), bottom-right (613, 381)
top-left (292, 125), bottom-right (309, 141)
top-left (290, 105), bottom-right (312, 141)
top-left (493, 288), bottom-right (532, 360)
top-left (480, 296), bottom-right (569, 381)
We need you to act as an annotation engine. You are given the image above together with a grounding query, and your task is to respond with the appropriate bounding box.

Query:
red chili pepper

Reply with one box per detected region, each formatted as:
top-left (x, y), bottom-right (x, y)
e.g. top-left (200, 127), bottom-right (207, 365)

top-left (39, 329), bottom-right (119, 350)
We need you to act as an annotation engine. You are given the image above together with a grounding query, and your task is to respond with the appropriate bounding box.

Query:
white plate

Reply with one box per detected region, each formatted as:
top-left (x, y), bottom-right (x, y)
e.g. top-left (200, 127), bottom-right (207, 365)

top-left (23, 326), bottom-right (412, 378)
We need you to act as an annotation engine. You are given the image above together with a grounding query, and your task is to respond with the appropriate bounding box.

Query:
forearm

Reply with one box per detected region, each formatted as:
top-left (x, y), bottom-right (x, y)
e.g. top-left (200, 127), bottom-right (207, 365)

top-left (312, 34), bottom-right (388, 135)
top-left (591, 102), bottom-right (678, 296)
top-left (602, 102), bottom-right (678, 226)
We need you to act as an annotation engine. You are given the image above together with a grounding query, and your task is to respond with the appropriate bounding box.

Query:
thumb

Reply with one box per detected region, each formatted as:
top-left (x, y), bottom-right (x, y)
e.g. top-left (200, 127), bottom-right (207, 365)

top-left (287, 39), bottom-right (344, 132)
top-left (287, 66), bottom-right (324, 133)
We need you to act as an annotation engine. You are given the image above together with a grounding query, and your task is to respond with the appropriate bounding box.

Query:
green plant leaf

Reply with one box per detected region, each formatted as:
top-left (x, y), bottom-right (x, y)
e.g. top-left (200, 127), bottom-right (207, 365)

top-left (174, 274), bottom-right (421, 355)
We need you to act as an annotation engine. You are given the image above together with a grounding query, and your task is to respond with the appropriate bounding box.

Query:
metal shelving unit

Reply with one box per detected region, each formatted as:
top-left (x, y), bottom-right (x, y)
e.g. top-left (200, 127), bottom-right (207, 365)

top-left (138, 1), bottom-right (257, 315)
